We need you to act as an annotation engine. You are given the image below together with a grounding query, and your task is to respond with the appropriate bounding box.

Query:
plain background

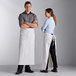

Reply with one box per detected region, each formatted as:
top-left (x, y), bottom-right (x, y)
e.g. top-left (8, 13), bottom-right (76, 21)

top-left (0, 0), bottom-right (76, 66)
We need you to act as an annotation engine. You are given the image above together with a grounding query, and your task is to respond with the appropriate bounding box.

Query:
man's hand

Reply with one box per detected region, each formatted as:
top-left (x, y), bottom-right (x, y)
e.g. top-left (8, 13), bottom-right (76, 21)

top-left (33, 20), bottom-right (37, 23)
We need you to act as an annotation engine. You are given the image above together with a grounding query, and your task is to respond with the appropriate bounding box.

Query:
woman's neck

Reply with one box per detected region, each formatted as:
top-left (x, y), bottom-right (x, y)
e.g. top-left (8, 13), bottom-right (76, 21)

top-left (48, 15), bottom-right (52, 18)
top-left (48, 16), bottom-right (52, 18)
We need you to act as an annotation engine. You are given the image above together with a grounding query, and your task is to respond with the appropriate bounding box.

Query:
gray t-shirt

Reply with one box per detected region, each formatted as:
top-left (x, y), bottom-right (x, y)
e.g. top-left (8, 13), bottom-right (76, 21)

top-left (18, 11), bottom-right (38, 27)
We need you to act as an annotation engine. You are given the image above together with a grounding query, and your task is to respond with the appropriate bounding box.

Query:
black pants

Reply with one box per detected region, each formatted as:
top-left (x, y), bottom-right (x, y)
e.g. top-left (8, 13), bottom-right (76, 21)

top-left (17, 65), bottom-right (30, 72)
top-left (46, 40), bottom-right (58, 70)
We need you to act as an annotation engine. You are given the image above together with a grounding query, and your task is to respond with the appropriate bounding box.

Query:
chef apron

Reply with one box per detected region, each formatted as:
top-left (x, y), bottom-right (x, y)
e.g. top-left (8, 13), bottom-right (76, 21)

top-left (42, 33), bottom-right (57, 70)
top-left (18, 28), bottom-right (35, 65)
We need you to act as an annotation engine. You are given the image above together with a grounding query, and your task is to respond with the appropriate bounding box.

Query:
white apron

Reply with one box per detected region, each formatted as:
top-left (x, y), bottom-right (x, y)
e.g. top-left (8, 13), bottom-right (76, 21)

top-left (42, 33), bottom-right (57, 70)
top-left (18, 28), bottom-right (35, 65)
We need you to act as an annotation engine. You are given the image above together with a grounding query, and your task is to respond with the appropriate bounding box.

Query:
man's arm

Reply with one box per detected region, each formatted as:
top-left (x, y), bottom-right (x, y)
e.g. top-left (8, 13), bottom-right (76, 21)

top-left (21, 20), bottom-right (37, 28)
top-left (24, 14), bottom-right (38, 28)
top-left (18, 14), bottom-right (30, 28)
top-left (24, 20), bottom-right (38, 28)
top-left (21, 24), bottom-right (30, 28)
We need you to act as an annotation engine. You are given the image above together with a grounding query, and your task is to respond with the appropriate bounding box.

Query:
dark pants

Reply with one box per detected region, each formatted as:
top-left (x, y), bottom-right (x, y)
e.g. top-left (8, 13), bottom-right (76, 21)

top-left (46, 40), bottom-right (58, 70)
top-left (17, 65), bottom-right (30, 72)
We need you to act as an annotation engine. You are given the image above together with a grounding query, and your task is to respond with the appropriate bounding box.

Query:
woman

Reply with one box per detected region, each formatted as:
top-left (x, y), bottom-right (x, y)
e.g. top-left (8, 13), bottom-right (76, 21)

top-left (40, 8), bottom-right (58, 73)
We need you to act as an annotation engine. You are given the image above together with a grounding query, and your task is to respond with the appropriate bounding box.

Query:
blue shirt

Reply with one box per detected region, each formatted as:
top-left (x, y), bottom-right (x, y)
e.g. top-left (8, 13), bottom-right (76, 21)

top-left (41, 17), bottom-right (55, 34)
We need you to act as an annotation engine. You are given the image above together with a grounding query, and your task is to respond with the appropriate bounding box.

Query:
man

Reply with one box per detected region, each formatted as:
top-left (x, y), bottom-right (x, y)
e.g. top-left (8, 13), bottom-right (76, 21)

top-left (15, 1), bottom-right (38, 75)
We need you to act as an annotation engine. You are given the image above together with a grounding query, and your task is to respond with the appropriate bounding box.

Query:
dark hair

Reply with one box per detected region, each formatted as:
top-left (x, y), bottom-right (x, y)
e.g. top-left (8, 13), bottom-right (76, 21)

top-left (45, 8), bottom-right (57, 25)
top-left (24, 1), bottom-right (32, 6)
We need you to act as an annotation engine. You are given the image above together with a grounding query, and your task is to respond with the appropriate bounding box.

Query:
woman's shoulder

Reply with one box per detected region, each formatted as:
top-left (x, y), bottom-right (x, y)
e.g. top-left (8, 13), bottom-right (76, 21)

top-left (49, 17), bottom-right (55, 22)
top-left (44, 17), bottom-right (53, 24)
top-left (46, 18), bottom-right (53, 22)
top-left (45, 18), bottom-right (50, 22)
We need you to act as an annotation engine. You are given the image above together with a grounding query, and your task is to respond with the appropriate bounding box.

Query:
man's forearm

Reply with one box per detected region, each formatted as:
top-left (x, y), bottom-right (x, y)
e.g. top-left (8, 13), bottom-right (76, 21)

top-left (24, 21), bottom-right (38, 28)
top-left (21, 24), bottom-right (30, 28)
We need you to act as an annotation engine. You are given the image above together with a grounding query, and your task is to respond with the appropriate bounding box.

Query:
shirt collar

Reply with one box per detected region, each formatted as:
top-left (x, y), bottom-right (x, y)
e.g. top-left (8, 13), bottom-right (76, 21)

top-left (24, 10), bottom-right (32, 14)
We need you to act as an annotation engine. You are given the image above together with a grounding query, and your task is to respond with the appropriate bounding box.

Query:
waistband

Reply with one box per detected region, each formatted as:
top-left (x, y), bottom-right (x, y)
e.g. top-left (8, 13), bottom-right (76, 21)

top-left (51, 34), bottom-right (53, 35)
top-left (45, 32), bottom-right (54, 35)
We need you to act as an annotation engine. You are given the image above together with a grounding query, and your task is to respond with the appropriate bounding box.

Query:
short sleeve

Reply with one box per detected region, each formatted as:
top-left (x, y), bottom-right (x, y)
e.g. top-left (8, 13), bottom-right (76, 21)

top-left (18, 14), bottom-right (24, 27)
top-left (33, 14), bottom-right (38, 25)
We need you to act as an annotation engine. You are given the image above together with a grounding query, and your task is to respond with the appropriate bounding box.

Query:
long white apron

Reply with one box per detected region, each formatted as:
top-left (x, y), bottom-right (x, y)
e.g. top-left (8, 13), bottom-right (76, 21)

top-left (42, 33), bottom-right (57, 70)
top-left (18, 28), bottom-right (35, 65)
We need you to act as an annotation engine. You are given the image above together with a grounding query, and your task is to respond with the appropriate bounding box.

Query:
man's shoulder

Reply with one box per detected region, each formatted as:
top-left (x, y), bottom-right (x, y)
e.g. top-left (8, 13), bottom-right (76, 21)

top-left (31, 12), bottom-right (37, 16)
top-left (19, 11), bottom-right (25, 16)
top-left (19, 11), bottom-right (37, 17)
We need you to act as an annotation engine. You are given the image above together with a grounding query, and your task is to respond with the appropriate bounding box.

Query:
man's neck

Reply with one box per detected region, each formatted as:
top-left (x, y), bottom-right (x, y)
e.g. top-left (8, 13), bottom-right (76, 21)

top-left (25, 10), bottom-right (31, 14)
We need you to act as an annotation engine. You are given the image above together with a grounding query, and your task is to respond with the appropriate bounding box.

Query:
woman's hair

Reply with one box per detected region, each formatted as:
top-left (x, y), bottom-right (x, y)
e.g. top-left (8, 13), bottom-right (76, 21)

top-left (45, 8), bottom-right (57, 25)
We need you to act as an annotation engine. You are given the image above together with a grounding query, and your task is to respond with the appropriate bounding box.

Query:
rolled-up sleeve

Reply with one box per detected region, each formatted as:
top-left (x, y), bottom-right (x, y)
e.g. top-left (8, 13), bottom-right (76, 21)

top-left (41, 19), bottom-right (49, 32)
top-left (18, 14), bottom-right (24, 27)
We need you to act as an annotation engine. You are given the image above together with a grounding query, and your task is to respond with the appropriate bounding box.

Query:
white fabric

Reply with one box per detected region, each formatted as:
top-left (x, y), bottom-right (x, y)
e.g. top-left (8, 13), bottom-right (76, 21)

top-left (18, 28), bottom-right (35, 65)
top-left (42, 33), bottom-right (57, 70)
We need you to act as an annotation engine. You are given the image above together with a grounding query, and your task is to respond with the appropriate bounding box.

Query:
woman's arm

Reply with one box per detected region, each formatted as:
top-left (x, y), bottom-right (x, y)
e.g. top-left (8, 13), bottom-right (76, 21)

top-left (41, 19), bottom-right (49, 32)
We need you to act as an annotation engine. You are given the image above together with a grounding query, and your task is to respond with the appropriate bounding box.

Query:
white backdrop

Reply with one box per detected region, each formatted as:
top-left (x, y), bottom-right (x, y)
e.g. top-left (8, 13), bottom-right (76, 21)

top-left (0, 0), bottom-right (76, 66)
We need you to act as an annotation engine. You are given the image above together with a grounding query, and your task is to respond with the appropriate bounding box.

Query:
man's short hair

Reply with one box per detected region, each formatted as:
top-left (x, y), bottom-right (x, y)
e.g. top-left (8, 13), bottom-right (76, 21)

top-left (24, 1), bottom-right (32, 6)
